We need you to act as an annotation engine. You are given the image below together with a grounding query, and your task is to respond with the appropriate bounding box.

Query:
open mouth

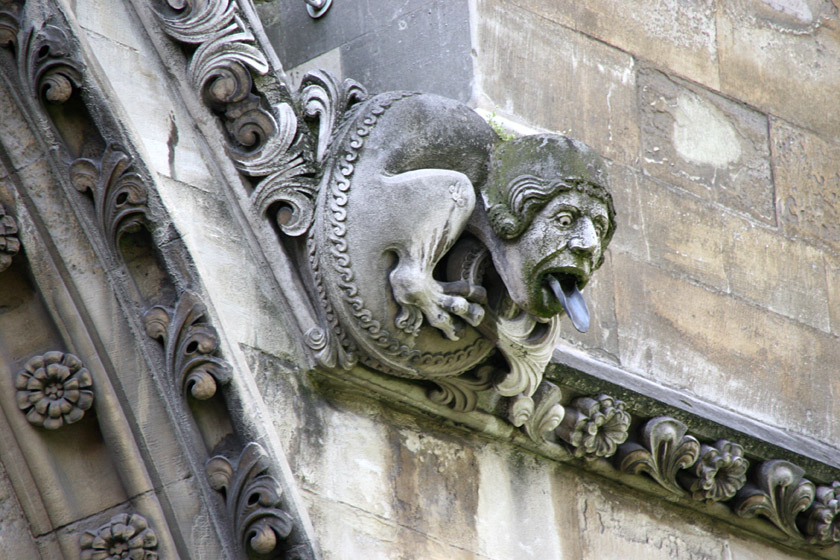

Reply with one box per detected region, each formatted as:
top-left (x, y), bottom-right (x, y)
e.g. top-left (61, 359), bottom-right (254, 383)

top-left (542, 270), bottom-right (590, 333)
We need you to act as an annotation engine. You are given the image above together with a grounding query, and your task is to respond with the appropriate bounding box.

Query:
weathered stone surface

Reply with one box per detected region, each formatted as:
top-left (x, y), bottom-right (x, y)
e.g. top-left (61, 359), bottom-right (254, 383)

top-left (639, 68), bottom-right (774, 224)
top-left (718, 0), bottom-right (840, 137)
top-left (771, 118), bottom-right (840, 253)
top-left (260, 0), bottom-right (474, 102)
top-left (613, 254), bottom-right (840, 447)
top-left (577, 478), bottom-right (731, 559)
top-left (0, 460), bottom-right (39, 559)
top-left (0, 81), bottom-right (45, 173)
top-left (475, 0), bottom-right (640, 165)
top-left (511, 0), bottom-right (719, 89)
top-left (828, 259), bottom-right (840, 336)
top-left (613, 169), bottom-right (831, 331)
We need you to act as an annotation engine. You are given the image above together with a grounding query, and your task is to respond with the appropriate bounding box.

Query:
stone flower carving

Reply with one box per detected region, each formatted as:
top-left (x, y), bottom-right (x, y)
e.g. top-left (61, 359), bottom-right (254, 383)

top-left (618, 416), bottom-right (700, 495)
top-left (0, 203), bottom-right (20, 272)
top-left (804, 481), bottom-right (840, 545)
top-left (556, 394), bottom-right (631, 460)
top-left (79, 512), bottom-right (158, 560)
top-left (684, 440), bottom-right (749, 502)
top-left (15, 351), bottom-right (94, 429)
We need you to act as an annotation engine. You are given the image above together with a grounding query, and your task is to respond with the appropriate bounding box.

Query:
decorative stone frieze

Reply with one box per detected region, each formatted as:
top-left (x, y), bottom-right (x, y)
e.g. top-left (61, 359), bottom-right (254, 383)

top-left (734, 460), bottom-right (816, 540)
top-left (15, 351), bottom-right (94, 430)
top-left (805, 481), bottom-right (840, 545)
top-left (206, 442), bottom-right (293, 558)
top-left (555, 394), bottom-right (630, 460)
top-left (79, 512), bottom-right (158, 560)
top-left (0, 203), bottom-right (20, 272)
top-left (144, 290), bottom-right (231, 400)
top-left (618, 416), bottom-right (700, 495)
top-left (70, 143), bottom-right (149, 248)
top-left (682, 440), bottom-right (749, 503)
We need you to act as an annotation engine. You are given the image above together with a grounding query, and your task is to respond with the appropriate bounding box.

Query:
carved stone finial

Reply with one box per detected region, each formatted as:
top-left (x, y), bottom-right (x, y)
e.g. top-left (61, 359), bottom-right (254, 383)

top-left (555, 394), bottom-right (631, 460)
top-left (207, 442), bottom-right (294, 557)
top-left (0, 203), bottom-right (20, 272)
top-left (144, 290), bottom-right (232, 400)
top-left (15, 351), bottom-right (94, 430)
top-left (79, 512), bottom-right (158, 560)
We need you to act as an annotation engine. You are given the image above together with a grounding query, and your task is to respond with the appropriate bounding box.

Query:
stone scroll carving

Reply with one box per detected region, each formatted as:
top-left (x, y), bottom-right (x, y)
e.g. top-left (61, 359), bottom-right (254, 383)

top-left (206, 442), bottom-right (294, 558)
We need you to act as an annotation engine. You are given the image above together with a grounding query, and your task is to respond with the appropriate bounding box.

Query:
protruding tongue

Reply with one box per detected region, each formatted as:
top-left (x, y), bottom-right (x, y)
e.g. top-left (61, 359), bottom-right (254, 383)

top-left (547, 274), bottom-right (590, 333)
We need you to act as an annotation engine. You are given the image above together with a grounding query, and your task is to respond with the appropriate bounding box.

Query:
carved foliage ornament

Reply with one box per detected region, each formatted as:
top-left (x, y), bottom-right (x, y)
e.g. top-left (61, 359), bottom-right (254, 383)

top-left (70, 143), bottom-right (149, 247)
top-left (0, 203), bottom-right (20, 272)
top-left (79, 512), bottom-right (158, 560)
top-left (144, 290), bottom-right (232, 400)
top-left (15, 351), bottom-right (94, 430)
top-left (206, 442), bottom-right (293, 557)
top-left (21, 21), bottom-right (82, 105)
top-left (806, 481), bottom-right (840, 545)
top-left (618, 416), bottom-right (700, 495)
top-left (556, 393), bottom-right (631, 460)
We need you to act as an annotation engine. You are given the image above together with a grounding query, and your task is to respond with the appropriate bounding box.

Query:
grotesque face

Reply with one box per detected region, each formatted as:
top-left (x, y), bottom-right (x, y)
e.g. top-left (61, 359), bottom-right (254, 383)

top-left (492, 188), bottom-right (610, 320)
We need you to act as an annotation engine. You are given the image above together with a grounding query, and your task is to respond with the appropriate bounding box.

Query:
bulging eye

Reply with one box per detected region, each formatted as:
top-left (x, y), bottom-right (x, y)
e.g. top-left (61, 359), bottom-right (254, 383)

top-left (555, 212), bottom-right (573, 227)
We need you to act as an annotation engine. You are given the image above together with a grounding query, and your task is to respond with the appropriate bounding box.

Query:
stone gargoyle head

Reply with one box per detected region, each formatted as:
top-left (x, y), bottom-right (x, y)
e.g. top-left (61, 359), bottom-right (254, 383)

top-left (476, 134), bottom-right (616, 332)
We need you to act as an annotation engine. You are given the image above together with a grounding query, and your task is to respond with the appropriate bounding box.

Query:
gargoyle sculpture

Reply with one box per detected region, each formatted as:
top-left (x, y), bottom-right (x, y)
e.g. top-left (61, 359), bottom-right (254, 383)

top-left (302, 87), bottom-right (615, 408)
top-left (247, 72), bottom-right (615, 415)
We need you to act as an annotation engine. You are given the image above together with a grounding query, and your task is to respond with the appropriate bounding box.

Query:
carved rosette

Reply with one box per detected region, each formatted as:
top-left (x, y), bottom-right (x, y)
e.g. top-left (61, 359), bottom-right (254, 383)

top-left (804, 482), bottom-right (840, 545)
top-left (207, 442), bottom-right (293, 557)
top-left (144, 291), bottom-right (232, 400)
top-left (618, 417), bottom-right (700, 495)
top-left (15, 351), bottom-right (94, 430)
top-left (734, 460), bottom-right (815, 539)
top-left (70, 144), bottom-right (149, 246)
top-left (680, 440), bottom-right (748, 503)
top-left (79, 512), bottom-right (158, 560)
top-left (556, 394), bottom-right (630, 460)
top-left (0, 203), bottom-right (20, 272)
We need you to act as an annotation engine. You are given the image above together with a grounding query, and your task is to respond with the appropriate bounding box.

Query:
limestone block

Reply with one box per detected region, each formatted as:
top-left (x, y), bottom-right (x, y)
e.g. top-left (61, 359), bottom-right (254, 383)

top-left (718, 0), bottom-right (840, 137)
top-left (80, 31), bottom-right (213, 189)
top-left (639, 68), bottom-right (774, 224)
top-left (577, 478), bottom-right (730, 560)
top-left (771, 118), bottom-right (840, 253)
top-left (613, 254), bottom-right (840, 447)
top-left (0, 85), bottom-right (44, 175)
top-left (614, 170), bottom-right (831, 331)
top-left (510, 0), bottom-right (719, 89)
top-left (475, 446), bottom-right (575, 559)
top-left (73, 0), bottom-right (145, 51)
top-left (0, 461), bottom-right (40, 559)
top-left (828, 260), bottom-right (840, 336)
top-left (475, 0), bottom-right (639, 165)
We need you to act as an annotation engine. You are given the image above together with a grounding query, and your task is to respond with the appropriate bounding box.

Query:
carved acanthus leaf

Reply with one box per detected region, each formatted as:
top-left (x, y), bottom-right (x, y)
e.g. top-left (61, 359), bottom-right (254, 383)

top-left (491, 305), bottom-right (561, 398)
top-left (0, 0), bottom-right (23, 48)
top-left (508, 381), bottom-right (565, 443)
top-left (69, 143), bottom-right (149, 246)
top-left (618, 416), bottom-right (700, 495)
top-left (22, 22), bottom-right (82, 105)
top-left (734, 460), bottom-right (815, 540)
top-left (680, 440), bottom-right (749, 503)
top-left (0, 203), bottom-right (20, 272)
top-left (207, 442), bottom-right (294, 558)
top-left (15, 351), bottom-right (94, 430)
top-left (79, 512), bottom-right (158, 560)
top-left (144, 290), bottom-right (232, 400)
top-left (427, 366), bottom-right (494, 412)
top-left (556, 394), bottom-right (630, 460)
top-left (804, 481), bottom-right (840, 546)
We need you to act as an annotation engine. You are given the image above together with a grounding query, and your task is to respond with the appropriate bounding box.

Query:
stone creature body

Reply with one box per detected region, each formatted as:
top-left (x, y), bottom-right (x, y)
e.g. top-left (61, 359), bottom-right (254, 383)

top-left (308, 92), bottom-right (615, 397)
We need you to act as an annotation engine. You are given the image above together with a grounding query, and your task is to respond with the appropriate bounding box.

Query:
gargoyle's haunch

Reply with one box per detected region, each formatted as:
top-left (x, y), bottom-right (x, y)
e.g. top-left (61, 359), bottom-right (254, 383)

top-left (306, 90), bottom-right (615, 398)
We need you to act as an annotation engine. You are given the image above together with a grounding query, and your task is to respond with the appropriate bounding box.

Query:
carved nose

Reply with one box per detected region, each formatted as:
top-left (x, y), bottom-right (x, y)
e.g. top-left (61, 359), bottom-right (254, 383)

top-left (569, 218), bottom-right (599, 255)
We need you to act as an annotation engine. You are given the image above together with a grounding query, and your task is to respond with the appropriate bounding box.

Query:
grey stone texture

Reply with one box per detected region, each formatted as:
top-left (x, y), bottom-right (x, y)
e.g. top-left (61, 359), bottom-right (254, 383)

top-left (258, 0), bottom-right (474, 102)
